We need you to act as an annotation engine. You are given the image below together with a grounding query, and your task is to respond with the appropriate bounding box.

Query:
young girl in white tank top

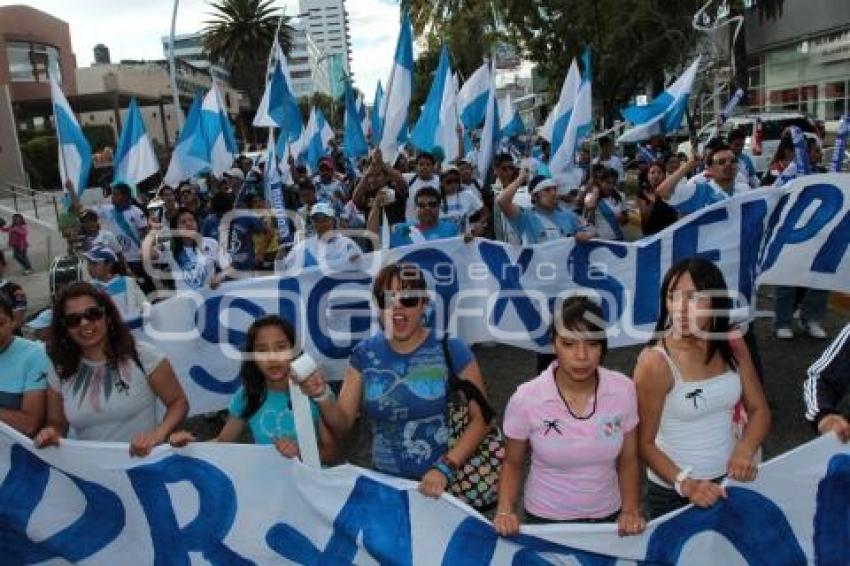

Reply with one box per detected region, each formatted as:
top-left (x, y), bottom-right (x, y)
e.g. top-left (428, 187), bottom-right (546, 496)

top-left (634, 258), bottom-right (771, 519)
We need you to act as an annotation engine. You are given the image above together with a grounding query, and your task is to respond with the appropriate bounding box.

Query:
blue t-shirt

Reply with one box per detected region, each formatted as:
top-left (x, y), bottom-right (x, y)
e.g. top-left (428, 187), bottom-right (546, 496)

top-left (389, 219), bottom-right (459, 248)
top-left (0, 337), bottom-right (49, 410)
top-left (666, 179), bottom-right (750, 215)
top-left (350, 331), bottom-right (474, 479)
top-left (508, 206), bottom-right (584, 244)
top-left (228, 385), bottom-right (320, 445)
top-left (225, 215), bottom-right (265, 271)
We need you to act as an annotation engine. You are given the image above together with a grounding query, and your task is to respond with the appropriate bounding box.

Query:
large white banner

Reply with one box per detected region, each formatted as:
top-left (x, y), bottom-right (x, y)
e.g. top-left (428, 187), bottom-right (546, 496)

top-left (1, 422), bottom-right (848, 564)
top-left (132, 174), bottom-right (850, 415)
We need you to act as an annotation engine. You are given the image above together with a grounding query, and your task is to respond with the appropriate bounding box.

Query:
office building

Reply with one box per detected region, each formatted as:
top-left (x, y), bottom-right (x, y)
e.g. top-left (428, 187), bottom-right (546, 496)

top-left (298, 0), bottom-right (352, 75)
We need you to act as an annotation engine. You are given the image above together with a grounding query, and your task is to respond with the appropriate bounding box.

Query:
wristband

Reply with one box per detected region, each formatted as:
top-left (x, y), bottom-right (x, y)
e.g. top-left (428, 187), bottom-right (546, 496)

top-left (674, 466), bottom-right (693, 497)
top-left (432, 461), bottom-right (455, 481)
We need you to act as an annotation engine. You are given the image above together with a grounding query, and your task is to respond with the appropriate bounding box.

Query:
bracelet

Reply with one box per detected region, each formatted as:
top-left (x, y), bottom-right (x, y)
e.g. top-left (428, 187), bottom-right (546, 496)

top-left (495, 511), bottom-right (515, 517)
top-left (432, 460), bottom-right (455, 482)
top-left (674, 466), bottom-right (693, 497)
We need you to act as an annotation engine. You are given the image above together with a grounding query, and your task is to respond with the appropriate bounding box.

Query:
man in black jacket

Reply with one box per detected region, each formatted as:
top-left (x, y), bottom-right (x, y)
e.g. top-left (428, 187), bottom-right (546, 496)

top-left (804, 323), bottom-right (850, 441)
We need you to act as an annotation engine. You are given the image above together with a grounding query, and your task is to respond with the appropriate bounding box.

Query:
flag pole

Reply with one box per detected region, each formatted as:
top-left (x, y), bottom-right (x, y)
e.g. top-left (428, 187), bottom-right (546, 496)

top-left (168, 0), bottom-right (184, 131)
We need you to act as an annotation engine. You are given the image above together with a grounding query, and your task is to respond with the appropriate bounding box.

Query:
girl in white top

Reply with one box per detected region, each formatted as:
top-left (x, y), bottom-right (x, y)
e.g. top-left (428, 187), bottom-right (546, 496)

top-left (143, 208), bottom-right (222, 292)
top-left (34, 282), bottom-right (187, 455)
top-left (439, 165), bottom-right (487, 237)
top-left (634, 258), bottom-right (770, 518)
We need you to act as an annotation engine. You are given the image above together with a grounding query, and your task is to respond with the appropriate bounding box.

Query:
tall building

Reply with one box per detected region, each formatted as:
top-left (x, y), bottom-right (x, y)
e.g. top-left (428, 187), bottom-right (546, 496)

top-left (160, 33), bottom-right (230, 82)
top-left (288, 20), bottom-right (332, 98)
top-left (93, 44), bottom-right (110, 65)
top-left (0, 5), bottom-right (78, 186)
top-left (298, 0), bottom-right (352, 75)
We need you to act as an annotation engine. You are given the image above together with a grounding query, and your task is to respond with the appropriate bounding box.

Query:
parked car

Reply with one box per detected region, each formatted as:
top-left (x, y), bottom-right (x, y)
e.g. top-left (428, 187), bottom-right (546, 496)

top-left (678, 112), bottom-right (818, 176)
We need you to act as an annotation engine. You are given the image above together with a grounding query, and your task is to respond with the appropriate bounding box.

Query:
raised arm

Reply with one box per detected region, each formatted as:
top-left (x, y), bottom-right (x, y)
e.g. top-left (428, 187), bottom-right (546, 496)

top-left (656, 155), bottom-right (700, 201)
top-left (496, 169), bottom-right (529, 220)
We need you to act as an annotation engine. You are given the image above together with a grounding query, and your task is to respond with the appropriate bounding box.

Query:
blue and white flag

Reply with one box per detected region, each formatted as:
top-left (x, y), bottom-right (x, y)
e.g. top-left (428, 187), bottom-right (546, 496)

top-left (830, 114), bottom-right (849, 173)
top-left (263, 129), bottom-right (292, 245)
top-left (370, 80), bottom-right (384, 142)
top-left (618, 56), bottom-right (701, 143)
top-left (476, 62), bottom-right (500, 180)
top-left (378, 12), bottom-right (414, 163)
top-left (355, 94), bottom-right (369, 137)
top-left (539, 58), bottom-right (580, 154)
top-left (299, 107), bottom-right (335, 170)
top-left (255, 41), bottom-right (303, 142)
top-left (49, 76), bottom-right (92, 195)
top-left (201, 83), bottom-right (237, 178)
top-left (550, 47), bottom-right (593, 180)
top-left (114, 98), bottom-right (159, 191)
top-left (499, 93), bottom-right (525, 139)
top-left (164, 93), bottom-right (211, 186)
top-left (344, 81), bottom-right (369, 160)
top-left (457, 62), bottom-right (490, 131)
top-left (410, 45), bottom-right (459, 161)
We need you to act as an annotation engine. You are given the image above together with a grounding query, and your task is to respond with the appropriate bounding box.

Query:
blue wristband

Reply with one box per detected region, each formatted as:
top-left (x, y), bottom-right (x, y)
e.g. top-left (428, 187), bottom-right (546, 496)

top-left (432, 461), bottom-right (455, 481)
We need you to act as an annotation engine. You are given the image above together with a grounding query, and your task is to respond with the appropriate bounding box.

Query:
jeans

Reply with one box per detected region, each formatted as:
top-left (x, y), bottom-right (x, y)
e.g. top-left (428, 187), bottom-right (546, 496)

top-left (774, 286), bottom-right (829, 329)
top-left (525, 509), bottom-right (620, 525)
top-left (12, 248), bottom-right (31, 270)
top-left (646, 477), bottom-right (725, 519)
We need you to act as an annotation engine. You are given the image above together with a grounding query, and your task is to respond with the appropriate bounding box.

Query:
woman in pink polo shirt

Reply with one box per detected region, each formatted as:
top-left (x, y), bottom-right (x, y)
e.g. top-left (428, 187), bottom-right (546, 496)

top-left (494, 296), bottom-right (645, 537)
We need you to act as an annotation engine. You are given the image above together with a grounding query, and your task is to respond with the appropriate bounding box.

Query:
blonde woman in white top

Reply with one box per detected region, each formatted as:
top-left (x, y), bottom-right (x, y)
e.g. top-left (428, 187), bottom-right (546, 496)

top-left (634, 257), bottom-right (770, 518)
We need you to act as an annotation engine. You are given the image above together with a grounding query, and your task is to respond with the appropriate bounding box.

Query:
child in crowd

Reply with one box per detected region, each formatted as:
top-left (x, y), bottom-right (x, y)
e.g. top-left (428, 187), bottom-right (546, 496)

top-left (84, 246), bottom-right (148, 319)
top-left (169, 315), bottom-right (336, 464)
top-left (0, 214), bottom-right (33, 274)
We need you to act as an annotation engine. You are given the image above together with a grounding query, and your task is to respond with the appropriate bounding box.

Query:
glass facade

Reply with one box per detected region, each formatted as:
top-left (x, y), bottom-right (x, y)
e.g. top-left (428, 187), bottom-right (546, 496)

top-left (6, 41), bottom-right (62, 83)
top-left (748, 29), bottom-right (850, 120)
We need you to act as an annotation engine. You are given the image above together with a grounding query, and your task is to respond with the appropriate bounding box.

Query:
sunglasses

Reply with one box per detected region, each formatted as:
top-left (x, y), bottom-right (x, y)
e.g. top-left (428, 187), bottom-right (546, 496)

top-left (417, 201), bottom-right (440, 209)
top-left (62, 305), bottom-right (105, 328)
top-left (376, 292), bottom-right (423, 309)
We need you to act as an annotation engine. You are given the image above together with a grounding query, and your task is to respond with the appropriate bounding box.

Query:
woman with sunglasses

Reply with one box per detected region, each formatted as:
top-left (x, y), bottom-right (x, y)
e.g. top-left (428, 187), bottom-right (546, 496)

top-left (298, 263), bottom-right (492, 498)
top-left (439, 165), bottom-right (487, 238)
top-left (634, 258), bottom-right (770, 518)
top-left (34, 282), bottom-right (188, 456)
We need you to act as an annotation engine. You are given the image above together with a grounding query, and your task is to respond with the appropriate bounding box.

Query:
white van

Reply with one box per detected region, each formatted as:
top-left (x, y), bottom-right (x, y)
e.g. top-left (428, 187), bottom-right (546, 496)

top-left (679, 112), bottom-right (818, 176)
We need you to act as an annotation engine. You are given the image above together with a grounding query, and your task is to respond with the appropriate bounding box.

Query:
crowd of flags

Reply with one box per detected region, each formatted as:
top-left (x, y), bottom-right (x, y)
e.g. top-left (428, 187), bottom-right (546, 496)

top-left (48, 10), bottom-right (723, 199)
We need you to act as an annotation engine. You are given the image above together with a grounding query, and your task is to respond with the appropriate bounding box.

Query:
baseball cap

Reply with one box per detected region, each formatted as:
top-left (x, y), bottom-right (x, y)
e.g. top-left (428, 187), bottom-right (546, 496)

top-left (26, 309), bottom-right (52, 331)
top-left (224, 167), bottom-right (245, 180)
top-left (318, 157), bottom-right (335, 170)
top-left (310, 202), bottom-right (336, 218)
top-left (529, 175), bottom-right (558, 195)
top-left (83, 246), bottom-right (119, 264)
top-left (441, 164), bottom-right (460, 177)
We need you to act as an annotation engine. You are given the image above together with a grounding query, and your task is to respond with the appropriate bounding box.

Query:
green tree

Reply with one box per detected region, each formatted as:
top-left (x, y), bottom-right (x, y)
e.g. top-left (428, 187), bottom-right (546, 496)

top-left (500, 0), bottom-right (703, 126)
top-left (203, 0), bottom-right (294, 111)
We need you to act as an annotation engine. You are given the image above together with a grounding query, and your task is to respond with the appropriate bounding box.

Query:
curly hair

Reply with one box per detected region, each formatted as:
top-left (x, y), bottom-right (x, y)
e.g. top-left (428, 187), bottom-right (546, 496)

top-left (48, 281), bottom-right (140, 379)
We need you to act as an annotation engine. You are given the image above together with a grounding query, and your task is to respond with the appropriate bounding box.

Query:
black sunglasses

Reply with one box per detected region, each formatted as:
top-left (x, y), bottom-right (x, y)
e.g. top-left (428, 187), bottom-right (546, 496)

top-left (417, 201), bottom-right (440, 209)
top-left (376, 292), bottom-right (423, 309)
top-left (62, 305), bottom-right (105, 328)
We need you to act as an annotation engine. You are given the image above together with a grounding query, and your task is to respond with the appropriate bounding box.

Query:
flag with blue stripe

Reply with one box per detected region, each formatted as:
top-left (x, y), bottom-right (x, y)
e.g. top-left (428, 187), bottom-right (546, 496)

top-left (201, 83), bottom-right (236, 178)
top-left (476, 62), bottom-right (500, 179)
top-left (344, 80), bottom-right (369, 159)
top-left (50, 76), bottom-right (92, 195)
top-left (114, 97), bottom-right (159, 191)
top-left (540, 59), bottom-right (580, 155)
top-left (371, 80), bottom-right (384, 143)
top-left (164, 93), bottom-right (211, 186)
top-left (411, 45), bottom-right (459, 160)
top-left (378, 12), bottom-right (414, 162)
top-left (457, 62), bottom-right (490, 130)
top-left (550, 46), bottom-right (593, 180)
top-left (499, 94), bottom-right (525, 139)
top-left (618, 56), bottom-right (701, 143)
top-left (255, 41), bottom-right (303, 142)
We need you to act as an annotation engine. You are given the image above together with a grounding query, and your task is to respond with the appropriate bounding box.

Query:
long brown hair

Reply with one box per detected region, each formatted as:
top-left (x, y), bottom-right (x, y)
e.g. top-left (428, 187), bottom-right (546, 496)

top-left (48, 281), bottom-right (140, 379)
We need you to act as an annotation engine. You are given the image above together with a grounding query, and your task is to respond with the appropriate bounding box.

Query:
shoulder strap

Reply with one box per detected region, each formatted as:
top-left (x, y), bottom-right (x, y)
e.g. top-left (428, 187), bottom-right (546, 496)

top-left (441, 336), bottom-right (496, 423)
top-left (650, 343), bottom-right (684, 383)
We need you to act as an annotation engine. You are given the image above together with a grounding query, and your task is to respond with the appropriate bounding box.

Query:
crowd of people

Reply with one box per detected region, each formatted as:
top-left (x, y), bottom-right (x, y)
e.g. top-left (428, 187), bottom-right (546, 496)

top-left (1, 121), bottom-right (848, 537)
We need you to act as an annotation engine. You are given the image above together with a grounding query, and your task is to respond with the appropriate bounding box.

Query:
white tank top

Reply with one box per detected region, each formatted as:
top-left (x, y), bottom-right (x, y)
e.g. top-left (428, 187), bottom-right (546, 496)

top-left (647, 345), bottom-right (742, 486)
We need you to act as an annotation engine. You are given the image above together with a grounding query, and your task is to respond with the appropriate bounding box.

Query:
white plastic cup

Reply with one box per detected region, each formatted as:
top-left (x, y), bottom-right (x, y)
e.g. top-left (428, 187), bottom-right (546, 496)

top-left (290, 353), bottom-right (318, 383)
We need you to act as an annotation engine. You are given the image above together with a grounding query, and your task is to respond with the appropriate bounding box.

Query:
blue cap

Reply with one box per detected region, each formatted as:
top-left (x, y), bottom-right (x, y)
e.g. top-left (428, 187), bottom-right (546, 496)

top-left (83, 246), bottom-right (118, 264)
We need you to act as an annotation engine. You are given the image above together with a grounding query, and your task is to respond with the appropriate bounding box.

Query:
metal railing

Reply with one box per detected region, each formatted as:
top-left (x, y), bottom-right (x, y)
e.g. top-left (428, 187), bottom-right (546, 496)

top-left (0, 180), bottom-right (61, 225)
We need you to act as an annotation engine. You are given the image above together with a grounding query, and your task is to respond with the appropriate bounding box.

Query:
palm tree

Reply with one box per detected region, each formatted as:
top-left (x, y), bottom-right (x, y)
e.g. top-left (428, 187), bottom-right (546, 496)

top-left (203, 0), bottom-right (294, 110)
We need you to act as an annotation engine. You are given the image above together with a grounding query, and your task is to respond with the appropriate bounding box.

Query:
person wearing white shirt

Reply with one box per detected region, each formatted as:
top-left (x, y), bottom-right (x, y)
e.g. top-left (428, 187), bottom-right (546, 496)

top-left (439, 165), bottom-right (487, 236)
top-left (84, 246), bottom-right (148, 320)
top-left (276, 202), bottom-right (361, 274)
top-left (656, 144), bottom-right (751, 216)
top-left (728, 128), bottom-right (760, 188)
top-left (592, 136), bottom-right (625, 184)
top-left (143, 208), bottom-right (222, 292)
top-left (403, 152), bottom-right (441, 222)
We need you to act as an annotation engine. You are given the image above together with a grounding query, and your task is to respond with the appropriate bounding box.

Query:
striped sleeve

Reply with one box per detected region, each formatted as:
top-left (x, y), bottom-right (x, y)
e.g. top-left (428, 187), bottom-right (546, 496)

top-left (803, 323), bottom-right (850, 424)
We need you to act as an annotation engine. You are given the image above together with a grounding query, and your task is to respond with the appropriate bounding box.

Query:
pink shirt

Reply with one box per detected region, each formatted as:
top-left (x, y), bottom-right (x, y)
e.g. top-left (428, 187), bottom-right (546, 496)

top-left (503, 362), bottom-right (638, 520)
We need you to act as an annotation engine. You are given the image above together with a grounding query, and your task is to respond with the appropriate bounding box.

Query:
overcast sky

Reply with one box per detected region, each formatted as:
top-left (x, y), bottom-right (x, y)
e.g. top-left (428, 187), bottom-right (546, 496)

top-left (5, 0), bottom-right (401, 100)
